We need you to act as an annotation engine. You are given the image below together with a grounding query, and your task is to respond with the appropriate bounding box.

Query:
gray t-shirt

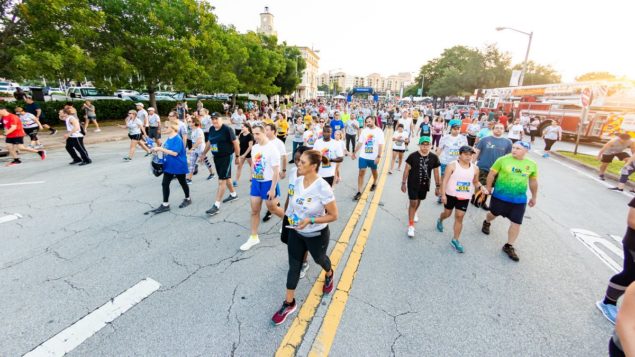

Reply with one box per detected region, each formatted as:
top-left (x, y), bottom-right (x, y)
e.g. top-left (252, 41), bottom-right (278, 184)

top-left (475, 136), bottom-right (513, 172)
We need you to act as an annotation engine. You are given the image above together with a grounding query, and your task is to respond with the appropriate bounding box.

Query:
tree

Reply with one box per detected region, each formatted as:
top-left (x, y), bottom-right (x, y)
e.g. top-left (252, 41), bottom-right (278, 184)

top-left (512, 61), bottom-right (561, 85)
top-left (274, 44), bottom-right (306, 96)
top-left (576, 71), bottom-right (617, 82)
top-left (317, 84), bottom-right (329, 92)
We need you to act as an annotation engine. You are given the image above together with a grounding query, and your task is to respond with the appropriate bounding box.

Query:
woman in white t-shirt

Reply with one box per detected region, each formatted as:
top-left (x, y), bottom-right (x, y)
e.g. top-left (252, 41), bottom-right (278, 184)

top-left (271, 149), bottom-right (339, 325)
top-left (542, 120), bottom-right (562, 158)
top-left (118, 110), bottom-right (150, 161)
top-left (390, 123), bottom-right (409, 174)
top-left (506, 118), bottom-right (524, 143)
top-left (186, 117), bottom-right (205, 183)
top-left (302, 122), bottom-right (317, 148)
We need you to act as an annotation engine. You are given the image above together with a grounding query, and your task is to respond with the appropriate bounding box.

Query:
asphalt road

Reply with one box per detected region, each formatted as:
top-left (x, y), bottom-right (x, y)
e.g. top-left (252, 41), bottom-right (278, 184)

top-left (0, 136), bottom-right (626, 356)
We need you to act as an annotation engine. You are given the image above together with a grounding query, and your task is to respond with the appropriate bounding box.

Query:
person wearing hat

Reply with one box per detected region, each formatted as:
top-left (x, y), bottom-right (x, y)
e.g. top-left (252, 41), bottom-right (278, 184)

top-left (135, 103), bottom-right (148, 130)
top-left (436, 124), bottom-right (468, 202)
top-left (437, 145), bottom-right (482, 252)
top-left (401, 136), bottom-right (441, 238)
top-left (146, 107), bottom-right (162, 146)
top-left (481, 141), bottom-right (538, 262)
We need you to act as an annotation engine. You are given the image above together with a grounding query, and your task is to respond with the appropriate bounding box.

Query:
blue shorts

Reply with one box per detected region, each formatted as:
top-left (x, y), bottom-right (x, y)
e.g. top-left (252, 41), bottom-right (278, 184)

top-left (358, 158), bottom-right (378, 170)
top-left (250, 179), bottom-right (280, 199)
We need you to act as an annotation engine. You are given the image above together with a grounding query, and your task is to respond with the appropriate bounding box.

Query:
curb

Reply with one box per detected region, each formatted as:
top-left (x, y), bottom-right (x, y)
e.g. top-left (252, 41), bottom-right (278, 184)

top-left (551, 151), bottom-right (635, 190)
top-left (42, 134), bottom-right (129, 150)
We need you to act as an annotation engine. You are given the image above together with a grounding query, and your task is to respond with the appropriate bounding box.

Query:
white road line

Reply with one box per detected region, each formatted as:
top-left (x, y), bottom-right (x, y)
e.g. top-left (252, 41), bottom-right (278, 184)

top-left (24, 278), bottom-right (161, 357)
top-left (0, 213), bottom-right (22, 224)
top-left (532, 150), bottom-right (632, 198)
top-left (571, 229), bottom-right (622, 273)
top-left (0, 181), bottom-right (45, 187)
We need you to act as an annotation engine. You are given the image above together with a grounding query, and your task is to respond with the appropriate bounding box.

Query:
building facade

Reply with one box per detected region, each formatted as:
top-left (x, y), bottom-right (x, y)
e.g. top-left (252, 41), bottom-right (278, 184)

top-left (296, 47), bottom-right (320, 100)
top-left (318, 71), bottom-right (413, 95)
top-left (257, 7), bottom-right (277, 37)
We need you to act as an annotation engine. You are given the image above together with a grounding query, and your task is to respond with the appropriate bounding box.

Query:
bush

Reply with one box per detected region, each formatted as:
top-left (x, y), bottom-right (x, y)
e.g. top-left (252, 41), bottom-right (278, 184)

top-left (1, 99), bottom-right (236, 126)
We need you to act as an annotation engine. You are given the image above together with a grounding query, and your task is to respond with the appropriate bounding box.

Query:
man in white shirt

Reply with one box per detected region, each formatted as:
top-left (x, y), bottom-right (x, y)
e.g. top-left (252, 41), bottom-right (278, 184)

top-left (231, 108), bottom-right (246, 136)
top-left (313, 125), bottom-right (344, 187)
top-left (351, 116), bottom-right (385, 200)
top-left (262, 123), bottom-right (288, 222)
top-left (136, 103), bottom-right (148, 128)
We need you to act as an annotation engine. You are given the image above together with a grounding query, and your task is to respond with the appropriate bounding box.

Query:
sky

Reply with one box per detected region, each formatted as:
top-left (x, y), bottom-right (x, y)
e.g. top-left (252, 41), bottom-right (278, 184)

top-left (210, 0), bottom-right (635, 82)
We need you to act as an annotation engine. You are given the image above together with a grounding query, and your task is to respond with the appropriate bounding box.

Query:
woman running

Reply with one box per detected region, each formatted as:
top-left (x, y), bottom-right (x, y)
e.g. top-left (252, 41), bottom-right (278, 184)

top-left (235, 122), bottom-right (254, 187)
top-left (119, 110), bottom-right (150, 161)
top-left (390, 123), bottom-right (408, 174)
top-left (15, 106), bottom-right (43, 149)
top-left (82, 100), bottom-right (101, 132)
top-left (542, 120), bottom-right (562, 158)
top-left (272, 149), bottom-right (338, 325)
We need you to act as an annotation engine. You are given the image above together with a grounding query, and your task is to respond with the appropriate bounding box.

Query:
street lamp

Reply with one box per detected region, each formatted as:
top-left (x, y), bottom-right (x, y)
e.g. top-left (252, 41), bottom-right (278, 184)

top-left (496, 27), bottom-right (533, 86)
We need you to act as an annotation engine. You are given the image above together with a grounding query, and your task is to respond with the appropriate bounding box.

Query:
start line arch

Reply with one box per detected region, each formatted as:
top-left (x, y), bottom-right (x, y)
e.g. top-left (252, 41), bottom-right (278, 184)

top-left (346, 87), bottom-right (379, 102)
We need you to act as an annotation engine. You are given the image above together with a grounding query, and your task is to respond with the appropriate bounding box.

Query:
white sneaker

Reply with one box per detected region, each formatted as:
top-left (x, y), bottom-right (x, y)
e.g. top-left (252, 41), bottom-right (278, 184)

top-left (414, 214), bottom-right (419, 223)
top-left (407, 226), bottom-right (415, 238)
top-left (240, 236), bottom-right (260, 251)
top-left (299, 262), bottom-right (310, 279)
top-left (95, 129), bottom-right (101, 132)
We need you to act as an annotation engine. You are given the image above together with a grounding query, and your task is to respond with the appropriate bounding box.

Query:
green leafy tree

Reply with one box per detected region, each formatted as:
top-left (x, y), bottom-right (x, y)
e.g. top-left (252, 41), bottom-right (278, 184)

top-left (317, 84), bottom-right (329, 92)
top-left (513, 61), bottom-right (561, 85)
top-left (274, 43), bottom-right (306, 96)
top-left (575, 71), bottom-right (617, 82)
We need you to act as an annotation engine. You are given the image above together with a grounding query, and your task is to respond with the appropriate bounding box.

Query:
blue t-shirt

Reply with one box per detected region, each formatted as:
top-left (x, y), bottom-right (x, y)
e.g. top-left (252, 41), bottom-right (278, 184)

top-left (419, 122), bottom-right (431, 137)
top-left (475, 136), bottom-right (513, 172)
top-left (163, 135), bottom-right (188, 174)
top-left (329, 120), bottom-right (344, 137)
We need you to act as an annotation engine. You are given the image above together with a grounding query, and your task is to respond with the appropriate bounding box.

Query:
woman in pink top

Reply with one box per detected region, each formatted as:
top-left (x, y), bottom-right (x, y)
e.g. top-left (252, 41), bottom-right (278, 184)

top-left (431, 116), bottom-right (444, 149)
top-left (437, 145), bottom-right (483, 253)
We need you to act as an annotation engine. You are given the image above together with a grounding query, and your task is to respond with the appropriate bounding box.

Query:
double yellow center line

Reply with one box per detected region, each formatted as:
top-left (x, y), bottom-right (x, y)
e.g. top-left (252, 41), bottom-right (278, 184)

top-left (276, 130), bottom-right (393, 357)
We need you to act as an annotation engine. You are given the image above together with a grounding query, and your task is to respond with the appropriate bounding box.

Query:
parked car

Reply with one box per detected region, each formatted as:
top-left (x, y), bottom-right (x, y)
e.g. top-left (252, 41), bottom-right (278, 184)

top-left (124, 94), bottom-right (176, 102)
top-left (66, 87), bottom-right (121, 100)
top-left (114, 89), bottom-right (140, 97)
top-left (0, 85), bottom-right (16, 94)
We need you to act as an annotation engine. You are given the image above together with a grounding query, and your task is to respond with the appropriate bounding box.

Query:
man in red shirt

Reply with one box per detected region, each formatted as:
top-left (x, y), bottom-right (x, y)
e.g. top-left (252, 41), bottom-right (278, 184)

top-left (1, 106), bottom-right (46, 166)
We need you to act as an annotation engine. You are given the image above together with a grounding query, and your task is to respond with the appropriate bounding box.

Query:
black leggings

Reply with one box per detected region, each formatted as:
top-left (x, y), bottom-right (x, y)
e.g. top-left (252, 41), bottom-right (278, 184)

top-left (432, 134), bottom-right (441, 148)
top-left (604, 229), bottom-right (635, 305)
top-left (287, 226), bottom-right (332, 290)
top-left (65, 137), bottom-right (90, 162)
top-left (346, 134), bottom-right (356, 153)
top-left (544, 139), bottom-right (557, 151)
top-left (162, 173), bottom-right (190, 203)
top-left (609, 337), bottom-right (625, 357)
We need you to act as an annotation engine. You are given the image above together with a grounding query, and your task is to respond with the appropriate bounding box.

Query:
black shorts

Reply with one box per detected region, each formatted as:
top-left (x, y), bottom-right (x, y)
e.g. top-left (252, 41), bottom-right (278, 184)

top-left (407, 184), bottom-right (428, 200)
top-left (147, 127), bottom-right (161, 139)
top-left (444, 194), bottom-right (469, 212)
top-left (24, 127), bottom-right (39, 140)
top-left (602, 152), bottom-right (630, 163)
top-left (186, 139), bottom-right (192, 150)
top-left (323, 176), bottom-right (334, 187)
top-left (489, 196), bottom-right (526, 224)
top-left (128, 133), bottom-right (142, 141)
top-left (393, 149), bottom-right (406, 153)
top-left (5, 136), bottom-right (24, 145)
top-left (213, 155), bottom-right (233, 180)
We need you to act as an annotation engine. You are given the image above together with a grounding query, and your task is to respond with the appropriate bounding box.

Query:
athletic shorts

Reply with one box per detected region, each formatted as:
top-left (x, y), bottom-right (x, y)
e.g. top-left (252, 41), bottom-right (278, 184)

top-left (393, 149), bottom-right (406, 153)
top-left (6, 136), bottom-right (24, 145)
top-left (213, 155), bottom-right (233, 180)
top-left (489, 196), bottom-right (526, 225)
top-left (323, 176), bottom-right (334, 187)
top-left (186, 139), bottom-right (192, 150)
top-left (128, 133), bottom-right (142, 141)
top-left (87, 115), bottom-right (97, 120)
top-left (147, 127), bottom-right (161, 139)
top-left (444, 194), bottom-right (469, 212)
top-left (24, 127), bottom-right (39, 141)
top-left (250, 179), bottom-right (280, 199)
top-left (358, 157), bottom-right (378, 170)
top-left (407, 184), bottom-right (428, 200)
top-left (602, 152), bottom-right (630, 163)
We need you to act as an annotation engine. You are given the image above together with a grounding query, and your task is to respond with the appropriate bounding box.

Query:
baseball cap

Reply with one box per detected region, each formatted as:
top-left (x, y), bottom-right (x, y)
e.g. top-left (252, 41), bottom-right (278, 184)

top-left (418, 136), bottom-right (432, 144)
top-left (459, 145), bottom-right (475, 154)
top-left (210, 112), bottom-right (220, 118)
top-left (135, 102), bottom-right (144, 107)
top-left (451, 124), bottom-right (461, 129)
top-left (515, 141), bottom-right (531, 150)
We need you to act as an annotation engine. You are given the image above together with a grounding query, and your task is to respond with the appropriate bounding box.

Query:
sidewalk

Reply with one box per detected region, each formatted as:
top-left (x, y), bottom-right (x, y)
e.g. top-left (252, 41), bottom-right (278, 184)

top-left (38, 125), bottom-right (129, 150)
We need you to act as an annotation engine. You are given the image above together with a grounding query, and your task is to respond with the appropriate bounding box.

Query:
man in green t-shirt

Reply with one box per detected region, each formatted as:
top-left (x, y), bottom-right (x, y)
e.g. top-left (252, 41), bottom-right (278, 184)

top-left (481, 141), bottom-right (538, 262)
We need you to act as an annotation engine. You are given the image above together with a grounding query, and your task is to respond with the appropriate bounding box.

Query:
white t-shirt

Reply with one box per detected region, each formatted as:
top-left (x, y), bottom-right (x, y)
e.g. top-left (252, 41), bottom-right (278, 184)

top-left (136, 109), bottom-right (148, 125)
top-left (303, 130), bottom-right (317, 148)
top-left (285, 176), bottom-right (335, 234)
top-left (358, 127), bottom-right (385, 161)
top-left (507, 124), bottom-right (524, 140)
top-left (273, 137), bottom-right (287, 158)
top-left (398, 118), bottom-right (413, 135)
top-left (544, 125), bottom-right (562, 140)
top-left (20, 113), bottom-right (39, 128)
top-left (438, 134), bottom-right (468, 164)
top-left (392, 131), bottom-right (408, 150)
top-left (127, 118), bottom-right (143, 135)
top-left (201, 115), bottom-right (212, 132)
top-left (251, 141), bottom-right (281, 182)
top-left (231, 113), bottom-right (246, 130)
top-left (190, 127), bottom-right (204, 153)
top-left (314, 139), bottom-right (344, 178)
top-left (287, 167), bottom-right (298, 197)
top-left (148, 113), bottom-right (160, 127)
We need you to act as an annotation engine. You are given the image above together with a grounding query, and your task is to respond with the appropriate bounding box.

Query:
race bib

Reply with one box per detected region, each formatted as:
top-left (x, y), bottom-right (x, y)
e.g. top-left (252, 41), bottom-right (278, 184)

top-left (211, 143), bottom-right (219, 152)
top-left (288, 183), bottom-right (295, 196)
top-left (448, 149), bottom-right (460, 157)
top-left (456, 181), bottom-right (471, 193)
top-left (288, 213), bottom-right (302, 226)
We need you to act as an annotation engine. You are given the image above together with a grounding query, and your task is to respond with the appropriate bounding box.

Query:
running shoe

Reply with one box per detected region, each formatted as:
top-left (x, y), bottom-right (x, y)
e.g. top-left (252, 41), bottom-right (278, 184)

top-left (50, 128), bottom-right (58, 135)
top-left (323, 271), bottom-right (334, 294)
top-left (222, 194), bottom-right (238, 203)
top-left (353, 192), bottom-right (362, 201)
top-left (6, 160), bottom-right (21, 166)
top-left (271, 299), bottom-right (297, 326)
top-left (205, 205), bottom-right (220, 216)
top-left (123, 157), bottom-right (132, 161)
top-left (388, 171), bottom-right (393, 175)
top-left (79, 160), bottom-right (92, 166)
top-left (609, 187), bottom-right (624, 192)
top-left (370, 184), bottom-right (377, 191)
top-left (144, 152), bottom-right (152, 157)
top-left (193, 164), bottom-right (199, 175)
top-left (436, 218), bottom-right (443, 232)
top-left (153, 204), bottom-right (170, 213)
top-left (38, 150), bottom-right (46, 160)
top-left (596, 301), bottom-right (617, 325)
top-left (414, 213), bottom-right (419, 223)
top-left (502, 244), bottom-right (519, 262)
top-left (233, 180), bottom-right (238, 187)
top-left (240, 236), bottom-right (260, 251)
top-left (542, 153), bottom-right (550, 158)
top-left (186, 179), bottom-right (192, 185)
top-left (206, 173), bottom-right (215, 180)
top-left (263, 210), bottom-right (273, 222)
top-left (451, 239), bottom-right (464, 253)
top-left (95, 129), bottom-right (101, 132)
top-left (299, 262), bottom-right (310, 279)
top-left (407, 226), bottom-right (415, 238)
top-left (179, 198), bottom-right (191, 208)
top-left (69, 160), bottom-right (82, 165)
top-left (481, 220), bottom-right (491, 235)
top-left (599, 174), bottom-right (606, 181)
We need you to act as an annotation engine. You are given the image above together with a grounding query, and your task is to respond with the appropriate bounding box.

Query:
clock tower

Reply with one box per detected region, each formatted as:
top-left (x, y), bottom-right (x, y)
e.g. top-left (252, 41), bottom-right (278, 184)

top-left (258, 6), bottom-right (277, 37)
